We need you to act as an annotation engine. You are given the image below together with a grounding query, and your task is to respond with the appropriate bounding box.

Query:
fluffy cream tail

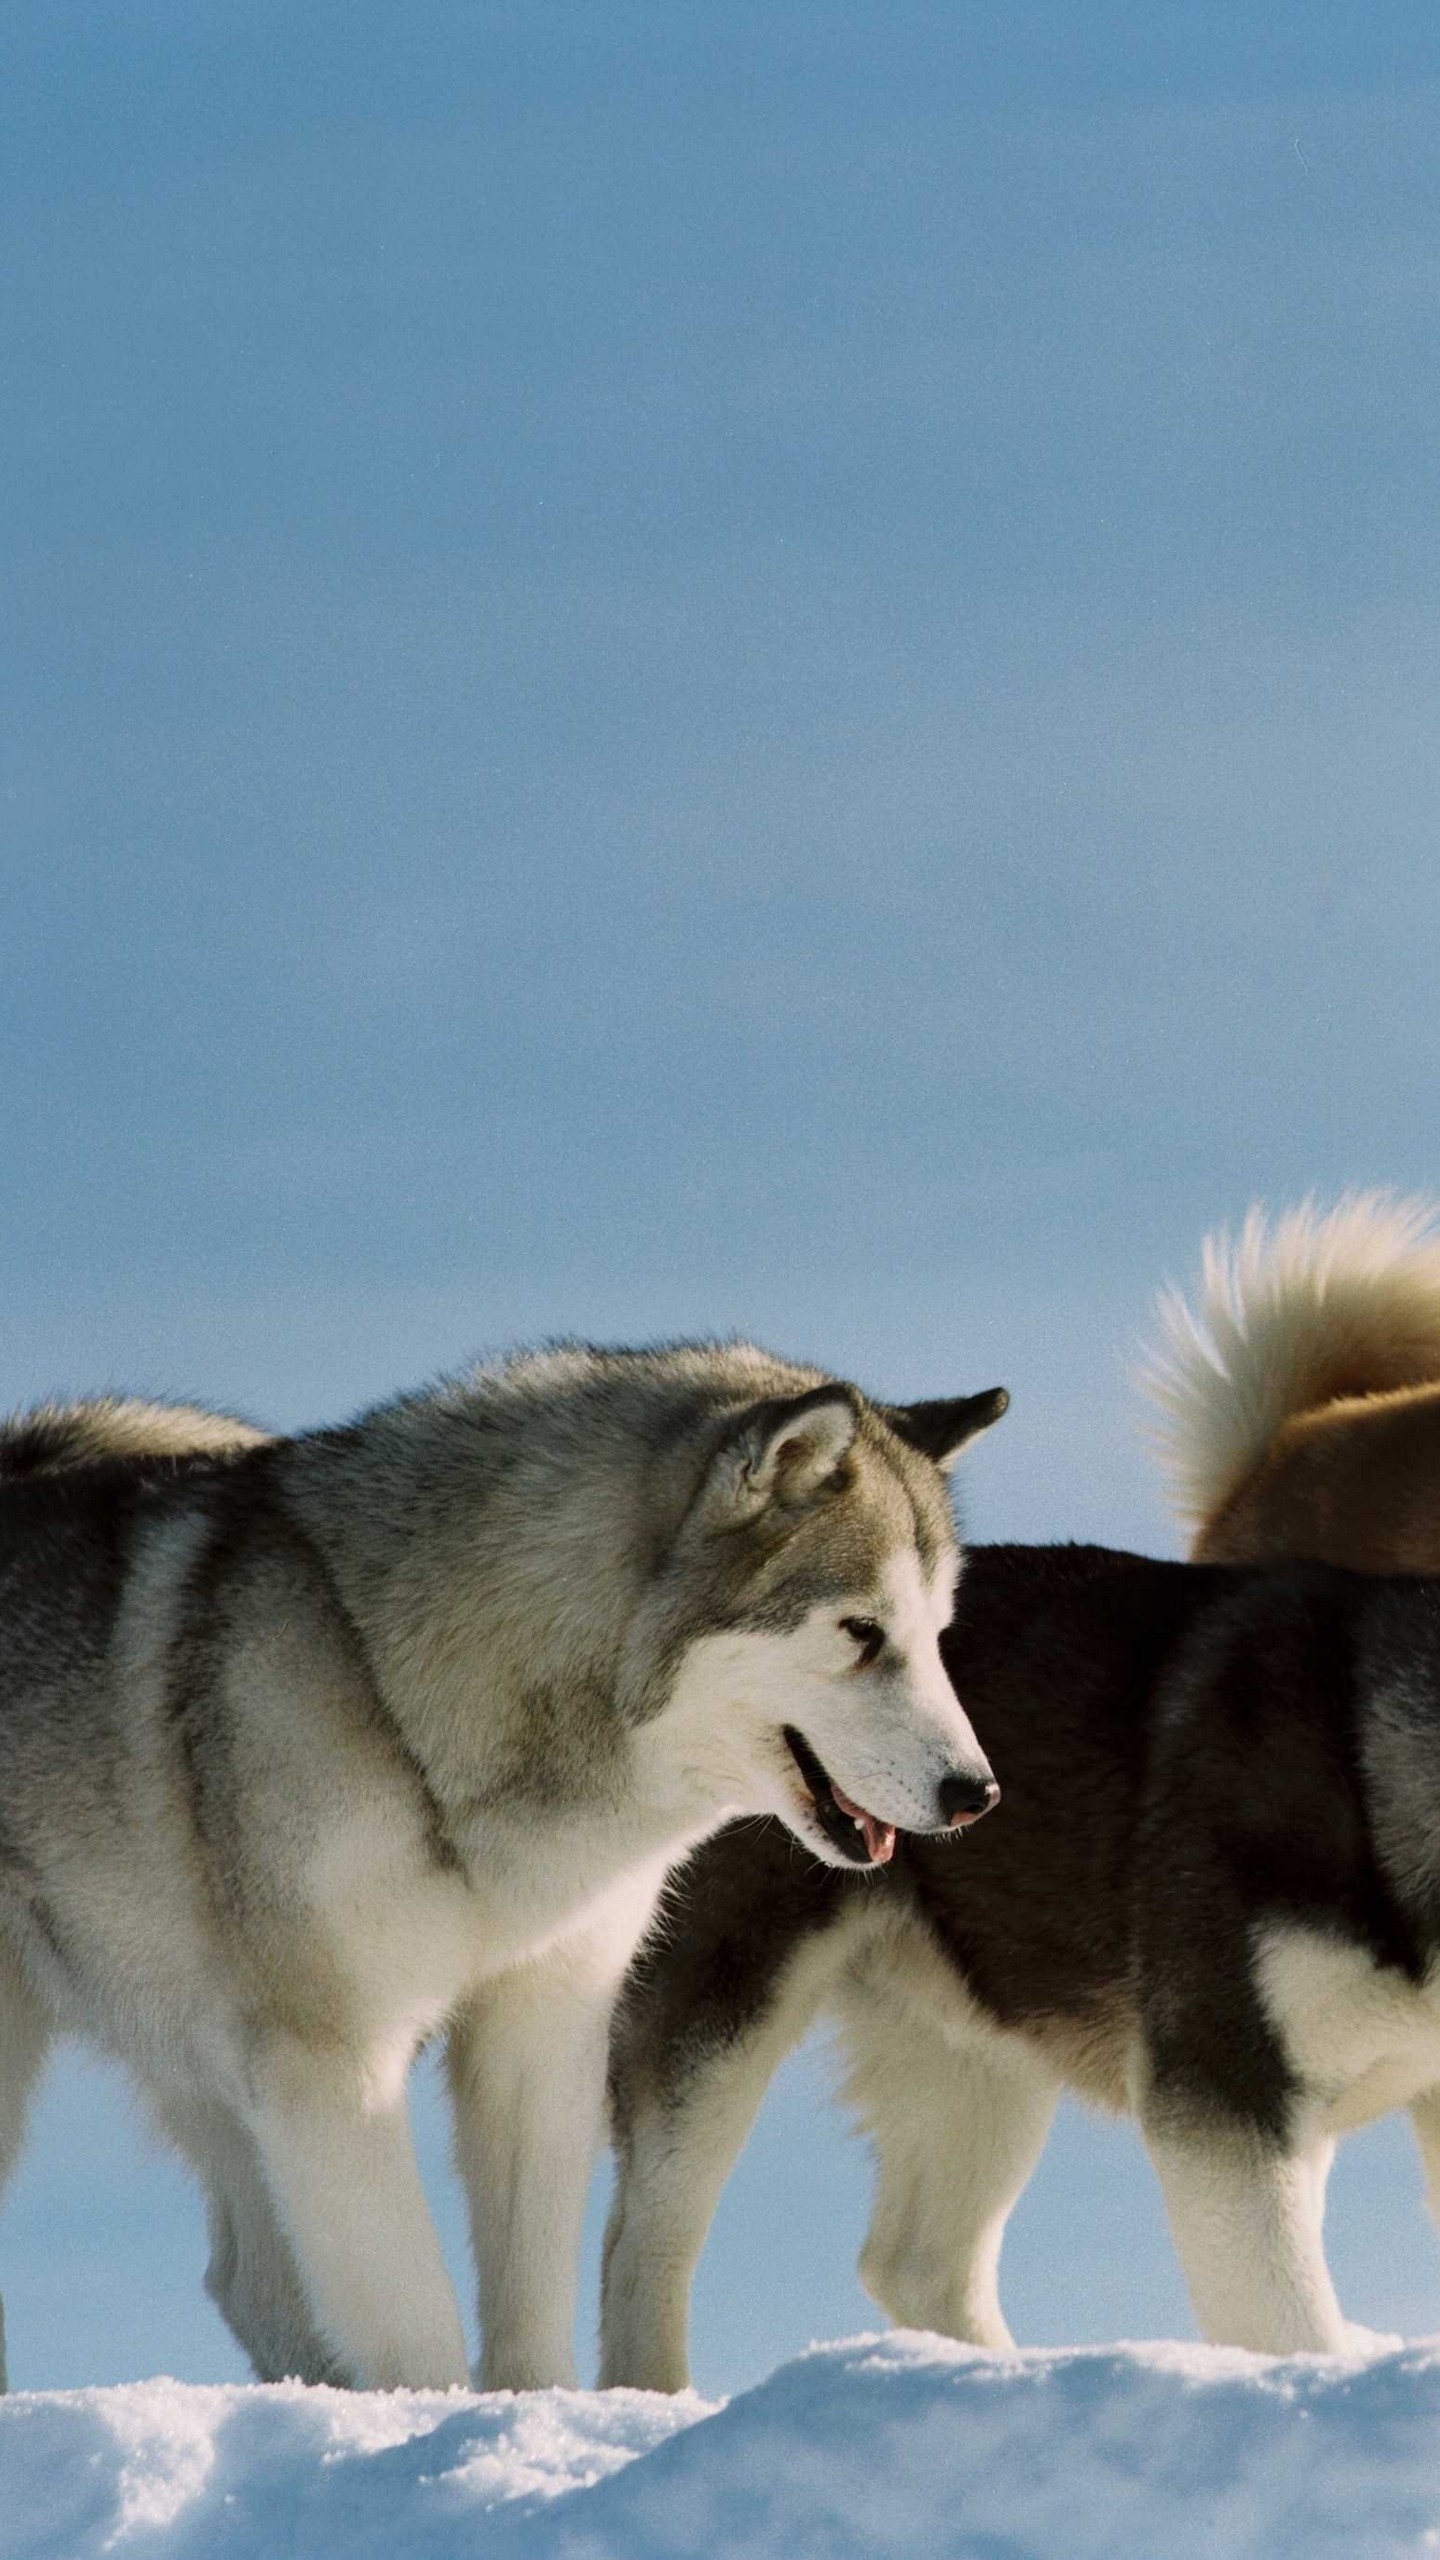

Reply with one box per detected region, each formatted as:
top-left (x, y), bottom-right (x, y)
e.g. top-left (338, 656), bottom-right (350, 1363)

top-left (1141, 1193), bottom-right (1440, 1538)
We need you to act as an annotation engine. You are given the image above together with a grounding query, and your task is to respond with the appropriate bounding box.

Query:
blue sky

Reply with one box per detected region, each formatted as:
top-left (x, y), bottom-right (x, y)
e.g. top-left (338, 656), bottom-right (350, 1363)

top-left (4, 0), bottom-right (1440, 2391)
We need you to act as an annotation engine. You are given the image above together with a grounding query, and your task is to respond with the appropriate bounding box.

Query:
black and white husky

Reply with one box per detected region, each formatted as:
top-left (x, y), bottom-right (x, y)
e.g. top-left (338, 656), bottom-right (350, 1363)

top-left (0, 1356), bottom-right (1004, 2392)
top-left (602, 1539), bottom-right (1440, 2387)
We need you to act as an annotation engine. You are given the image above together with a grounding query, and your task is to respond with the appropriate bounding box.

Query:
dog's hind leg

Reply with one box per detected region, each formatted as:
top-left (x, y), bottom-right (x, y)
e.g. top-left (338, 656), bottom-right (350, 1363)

top-left (1141, 2106), bottom-right (1349, 2352)
top-left (601, 1926), bottom-right (846, 2392)
top-left (0, 1949), bottom-right (52, 2392)
top-left (1409, 2086), bottom-right (1440, 2237)
top-left (1403, 2088), bottom-right (1440, 2329)
top-left (836, 1972), bottom-right (1057, 2350)
top-left (152, 2092), bottom-right (343, 2383)
top-left (1296, 2133), bottom-right (1395, 2351)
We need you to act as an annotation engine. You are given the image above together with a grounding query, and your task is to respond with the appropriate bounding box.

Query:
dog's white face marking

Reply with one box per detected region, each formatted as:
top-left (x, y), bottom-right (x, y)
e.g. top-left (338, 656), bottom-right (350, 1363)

top-left (656, 1540), bottom-right (994, 1869)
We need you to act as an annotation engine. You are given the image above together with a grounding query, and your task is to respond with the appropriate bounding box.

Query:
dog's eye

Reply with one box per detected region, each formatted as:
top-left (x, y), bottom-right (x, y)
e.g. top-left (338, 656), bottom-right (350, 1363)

top-left (840, 1615), bottom-right (885, 1667)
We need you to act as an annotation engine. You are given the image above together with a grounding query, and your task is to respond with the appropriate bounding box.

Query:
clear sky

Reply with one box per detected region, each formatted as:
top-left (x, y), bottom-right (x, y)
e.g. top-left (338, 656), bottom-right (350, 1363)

top-left (4, 1), bottom-right (1440, 2392)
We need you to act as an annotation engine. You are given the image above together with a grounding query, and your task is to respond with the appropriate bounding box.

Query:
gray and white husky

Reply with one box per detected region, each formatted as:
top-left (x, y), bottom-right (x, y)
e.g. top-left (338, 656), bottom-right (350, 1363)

top-left (0, 1352), bottom-right (1004, 2393)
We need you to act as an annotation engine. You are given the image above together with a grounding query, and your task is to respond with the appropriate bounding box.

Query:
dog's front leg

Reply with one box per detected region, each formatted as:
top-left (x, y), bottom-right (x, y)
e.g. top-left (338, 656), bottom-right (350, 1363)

top-left (1141, 2104), bottom-right (1349, 2353)
top-left (450, 1883), bottom-right (662, 2392)
top-left (842, 2007), bottom-right (1058, 2353)
top-left (248, 2041), bottom-right (469, 2391)
top-left (153, 2091), bottom-right (344, 2384)
top-left (602, 1921), bottom-right (847, 2392)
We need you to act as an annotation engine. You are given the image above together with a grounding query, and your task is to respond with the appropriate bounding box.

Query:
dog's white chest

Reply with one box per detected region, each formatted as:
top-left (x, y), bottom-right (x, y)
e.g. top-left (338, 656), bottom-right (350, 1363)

top-left (1255, 1924), bottom-right (1440, 2130)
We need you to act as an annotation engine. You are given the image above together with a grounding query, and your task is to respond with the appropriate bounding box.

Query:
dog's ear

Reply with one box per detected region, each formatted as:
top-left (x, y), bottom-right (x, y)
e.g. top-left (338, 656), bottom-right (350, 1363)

top-left (882, 1388), bottom-right (1010, 1471)
top-left (706, 1385), bottom-right (860, 1521)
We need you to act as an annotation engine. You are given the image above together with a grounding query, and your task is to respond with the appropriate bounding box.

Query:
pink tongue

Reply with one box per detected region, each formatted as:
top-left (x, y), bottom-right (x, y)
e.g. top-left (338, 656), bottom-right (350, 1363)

top-left (832, 1783), bottom-right (897, 1865)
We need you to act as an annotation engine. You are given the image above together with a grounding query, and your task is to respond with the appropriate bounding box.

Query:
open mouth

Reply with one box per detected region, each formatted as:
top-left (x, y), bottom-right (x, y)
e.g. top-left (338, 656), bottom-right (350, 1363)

top-left (783, 1726), bottom-right (897, 1867)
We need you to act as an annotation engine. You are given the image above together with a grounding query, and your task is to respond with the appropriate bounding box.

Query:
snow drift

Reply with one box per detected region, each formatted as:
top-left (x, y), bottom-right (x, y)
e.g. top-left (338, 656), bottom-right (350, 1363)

top-left (5, 2331), bottom-right (1440, 2560)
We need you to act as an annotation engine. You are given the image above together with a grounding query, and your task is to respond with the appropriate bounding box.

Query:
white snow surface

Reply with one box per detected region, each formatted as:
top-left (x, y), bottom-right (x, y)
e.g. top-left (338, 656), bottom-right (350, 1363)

top-left (7, 2331), bottom-right (1440, 2559)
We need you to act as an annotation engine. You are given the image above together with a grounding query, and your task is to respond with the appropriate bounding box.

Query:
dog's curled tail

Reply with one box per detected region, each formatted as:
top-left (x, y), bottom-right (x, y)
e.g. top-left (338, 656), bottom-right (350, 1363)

top-left (1141, 1193), bottom-right (1440, 1544)
top-left (0, 1395), bottom-right (271, 1479)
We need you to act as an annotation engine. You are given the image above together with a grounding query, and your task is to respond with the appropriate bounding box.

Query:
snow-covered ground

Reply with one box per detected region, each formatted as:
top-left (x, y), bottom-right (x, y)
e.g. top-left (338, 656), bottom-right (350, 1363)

top-left (6, 2332), bottom-right (1440, 2560)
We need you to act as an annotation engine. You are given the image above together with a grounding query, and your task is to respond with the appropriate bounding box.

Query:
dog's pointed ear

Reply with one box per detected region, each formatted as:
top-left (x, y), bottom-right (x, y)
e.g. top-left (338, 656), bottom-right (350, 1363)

top-left (882, 1388), bottom-right (1010, 1471)
top-left (705, 1385), bottom-right (860, 1522)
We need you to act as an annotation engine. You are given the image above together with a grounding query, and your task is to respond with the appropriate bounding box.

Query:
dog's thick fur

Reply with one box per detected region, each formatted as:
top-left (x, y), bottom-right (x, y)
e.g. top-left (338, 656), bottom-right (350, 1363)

top-left (600, 1200), bottom-right (1440, 2391)
top-left (0, 1354), bottom-right (1003, 2393)
top-left (601, 1539), bottom-right (1440, 2388)
top-left (1144, 1193), bottom-right (1440, 1572)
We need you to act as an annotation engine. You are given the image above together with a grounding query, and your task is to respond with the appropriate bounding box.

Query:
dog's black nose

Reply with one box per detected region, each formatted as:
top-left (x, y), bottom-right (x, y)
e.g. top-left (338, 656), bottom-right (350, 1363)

top-left (937, 1771), bottom-right (1000, 1827)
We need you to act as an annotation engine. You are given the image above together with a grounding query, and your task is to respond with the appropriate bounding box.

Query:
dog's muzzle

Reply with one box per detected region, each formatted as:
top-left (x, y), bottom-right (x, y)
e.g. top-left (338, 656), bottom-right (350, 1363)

top-left (783, 1726), bottom-right (899, 1865)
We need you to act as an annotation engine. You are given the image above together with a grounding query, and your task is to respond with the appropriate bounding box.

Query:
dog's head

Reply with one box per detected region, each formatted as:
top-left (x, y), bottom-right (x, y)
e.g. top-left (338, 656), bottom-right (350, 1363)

top-left (632, 1380), bottom-right (1008, 1869)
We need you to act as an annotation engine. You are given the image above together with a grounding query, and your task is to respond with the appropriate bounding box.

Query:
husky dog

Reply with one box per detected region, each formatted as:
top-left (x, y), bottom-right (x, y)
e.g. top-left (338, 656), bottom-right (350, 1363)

top-left (1145, 1192), bottom-right (1440, 1573)
top-left (0, 1352), bottom-right (1004, 2394)
top-left (601, 1535), bottom-right (1440, 2388)
top-left (602, 1201), bottom-right (1440, 2393)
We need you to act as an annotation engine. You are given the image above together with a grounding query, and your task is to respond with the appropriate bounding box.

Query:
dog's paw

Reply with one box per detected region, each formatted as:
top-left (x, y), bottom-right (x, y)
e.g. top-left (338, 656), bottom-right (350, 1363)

top-left (1337, 2320), bottom-right (1405, 2357)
